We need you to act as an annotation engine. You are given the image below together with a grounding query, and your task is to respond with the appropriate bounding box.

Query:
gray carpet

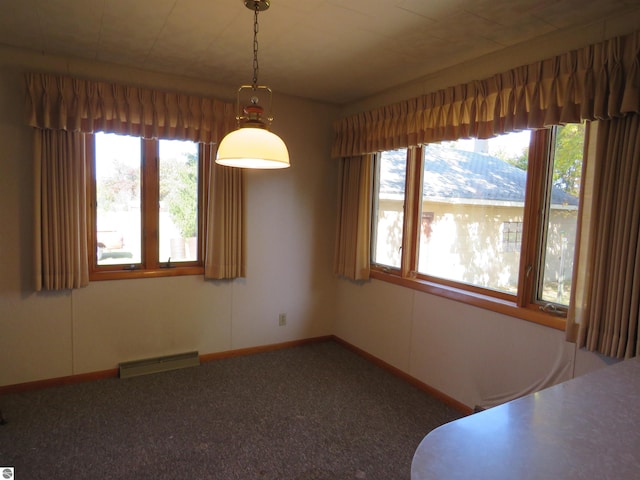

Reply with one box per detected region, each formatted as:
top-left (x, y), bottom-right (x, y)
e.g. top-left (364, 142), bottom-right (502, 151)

top-left (0, 340), bottom-right (462, 479)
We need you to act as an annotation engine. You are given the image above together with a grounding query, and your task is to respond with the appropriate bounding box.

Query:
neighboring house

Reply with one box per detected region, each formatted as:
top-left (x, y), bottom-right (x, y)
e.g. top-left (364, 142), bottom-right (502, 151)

top-left (376, 144), bottom-right (578, 300)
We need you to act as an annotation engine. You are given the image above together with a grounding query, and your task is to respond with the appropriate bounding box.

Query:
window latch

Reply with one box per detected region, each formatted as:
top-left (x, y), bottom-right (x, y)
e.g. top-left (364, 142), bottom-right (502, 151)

top-left (160, 257), bottom-right (174, 269)
top-left (540, 303), bottom-right (565, 316)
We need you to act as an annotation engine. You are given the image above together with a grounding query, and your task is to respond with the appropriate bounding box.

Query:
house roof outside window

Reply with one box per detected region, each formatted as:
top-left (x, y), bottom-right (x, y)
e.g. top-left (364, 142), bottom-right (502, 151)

top-left (380, 145), bottom-right (578, 208)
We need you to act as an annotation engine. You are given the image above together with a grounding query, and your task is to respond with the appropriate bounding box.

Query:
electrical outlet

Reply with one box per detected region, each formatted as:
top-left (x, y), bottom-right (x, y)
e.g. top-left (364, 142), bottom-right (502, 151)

top-left (278, 313), bottom-right (287, 326)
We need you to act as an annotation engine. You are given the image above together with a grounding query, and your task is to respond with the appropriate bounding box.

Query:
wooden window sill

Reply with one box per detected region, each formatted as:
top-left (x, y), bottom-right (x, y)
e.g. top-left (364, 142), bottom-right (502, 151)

top-left (89, 266), bottom-right (204, 281)
top-left (370, 270), bottom-right (566, 331)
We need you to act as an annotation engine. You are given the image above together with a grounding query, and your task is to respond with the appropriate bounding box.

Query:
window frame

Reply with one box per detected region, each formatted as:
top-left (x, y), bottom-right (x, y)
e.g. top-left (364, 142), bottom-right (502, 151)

top-left (370, 126), bottom-right (587, 330)
top-left (86, 133), bottom-right (210, 280)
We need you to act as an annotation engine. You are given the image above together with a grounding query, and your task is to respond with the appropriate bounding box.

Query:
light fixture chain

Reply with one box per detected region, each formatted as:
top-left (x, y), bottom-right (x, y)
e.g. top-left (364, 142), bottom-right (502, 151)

top-left (252, 4), bottom-right (259, 90)
top-left (216, 0), bottom-right (289, 169)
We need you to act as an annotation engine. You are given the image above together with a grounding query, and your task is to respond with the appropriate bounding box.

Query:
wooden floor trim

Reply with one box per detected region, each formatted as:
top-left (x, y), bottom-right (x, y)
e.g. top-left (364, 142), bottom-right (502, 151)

top-left (199, 336), bottom-right (333, 362)
top-left (331, 335), bottom-right (472, 415)
top-left (0, 368), bottom-right (119, 395)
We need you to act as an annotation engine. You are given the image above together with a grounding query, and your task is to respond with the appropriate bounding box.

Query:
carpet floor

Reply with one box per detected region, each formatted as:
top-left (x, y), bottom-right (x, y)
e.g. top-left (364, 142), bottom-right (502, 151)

top-left (0, 340), bottom-right (462, 479)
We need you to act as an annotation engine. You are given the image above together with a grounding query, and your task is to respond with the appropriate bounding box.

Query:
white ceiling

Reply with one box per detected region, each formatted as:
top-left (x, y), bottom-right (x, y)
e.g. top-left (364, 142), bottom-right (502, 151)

top-left (1, 0), bottom-right (639, 105)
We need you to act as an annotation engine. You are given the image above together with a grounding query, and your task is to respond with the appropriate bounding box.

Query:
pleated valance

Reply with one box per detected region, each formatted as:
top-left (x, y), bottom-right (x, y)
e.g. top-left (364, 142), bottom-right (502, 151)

top-left (26, 73), bottom-right (237, 143)
top-left (332, 30), bottom-right (640, 157)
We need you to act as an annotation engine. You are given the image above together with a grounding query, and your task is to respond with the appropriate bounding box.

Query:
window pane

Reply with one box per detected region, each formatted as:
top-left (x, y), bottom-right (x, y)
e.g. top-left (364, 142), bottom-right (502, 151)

top-left (418, 132), bottom-right (531, 294)
top-left (538, 124), bottom-right (584, 306)
top-left (372, 149), bottom-right (407, 268)
top-left (95, 132), bottom-right (141, 265)
top-left (159, 139), bottom-right (199, 263)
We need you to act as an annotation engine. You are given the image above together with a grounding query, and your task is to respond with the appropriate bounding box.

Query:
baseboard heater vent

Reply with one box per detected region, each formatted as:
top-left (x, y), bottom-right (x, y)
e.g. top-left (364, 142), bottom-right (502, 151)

top-left (119, 351), bottom-right (200, 379)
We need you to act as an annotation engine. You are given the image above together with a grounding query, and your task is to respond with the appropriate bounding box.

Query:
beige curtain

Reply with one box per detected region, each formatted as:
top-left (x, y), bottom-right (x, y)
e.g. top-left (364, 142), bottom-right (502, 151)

top-left (34, 129), bottom-right (89, 291)
top-left (567, 114), bottom-right (640, 359)
top-left (26, 72), bottom-right (242, 290)
top-left (332, 30), bottom-right (640, 158)
top-left (333, 155), bottom-right (373, 280)
top-left (25, 73), bottom-right (236, 142)
top-left (205, 157), bottom-right (246, 279)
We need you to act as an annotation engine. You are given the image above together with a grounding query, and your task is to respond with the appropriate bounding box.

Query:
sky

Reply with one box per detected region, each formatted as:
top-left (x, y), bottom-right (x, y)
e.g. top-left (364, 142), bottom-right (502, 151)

top-left (95, 132), bottom-right (197, 180)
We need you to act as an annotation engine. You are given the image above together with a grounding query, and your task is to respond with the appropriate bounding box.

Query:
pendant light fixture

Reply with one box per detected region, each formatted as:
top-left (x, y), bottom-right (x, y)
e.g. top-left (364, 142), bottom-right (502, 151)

top-left (216, 0), bottom-right (290, 169)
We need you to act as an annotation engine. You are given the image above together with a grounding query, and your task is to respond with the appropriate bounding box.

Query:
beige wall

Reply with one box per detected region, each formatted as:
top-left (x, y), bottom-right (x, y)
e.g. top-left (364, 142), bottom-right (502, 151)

top-left (0, 46), bottom-right (340, 386)
top-left (333, 279), bottom-right (576, 409)
top-left (334, 276), bottom-right (617, 409)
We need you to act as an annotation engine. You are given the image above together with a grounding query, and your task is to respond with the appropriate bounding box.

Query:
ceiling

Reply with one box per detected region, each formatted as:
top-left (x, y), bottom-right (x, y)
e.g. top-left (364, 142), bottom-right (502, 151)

top-left (1, 0), bottom-right (639, 105)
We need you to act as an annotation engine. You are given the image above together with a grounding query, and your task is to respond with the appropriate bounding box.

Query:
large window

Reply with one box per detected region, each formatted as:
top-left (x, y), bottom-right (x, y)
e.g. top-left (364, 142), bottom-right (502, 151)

top-left (372, 125), bottom-right (586, 324)
top-left (88, 132), bottom-right (208, 279)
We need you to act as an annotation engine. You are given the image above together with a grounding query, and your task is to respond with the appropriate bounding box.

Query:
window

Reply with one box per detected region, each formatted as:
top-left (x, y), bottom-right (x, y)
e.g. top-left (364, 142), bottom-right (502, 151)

top-left (502, 222), bottom-right (523, 253)
top-left (372, 149), bottom-right (407, 269)
top-left (371, 125), bottom-right (586, 327)
top-left (536, 124), bottom-right (584, 307)
top-left (88, 132), bottom-right (209, 279)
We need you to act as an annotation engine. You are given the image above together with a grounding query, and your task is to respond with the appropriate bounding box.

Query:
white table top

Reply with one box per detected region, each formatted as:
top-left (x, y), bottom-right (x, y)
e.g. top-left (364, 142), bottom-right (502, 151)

top-left (411, 356), bottom-right (640, 480)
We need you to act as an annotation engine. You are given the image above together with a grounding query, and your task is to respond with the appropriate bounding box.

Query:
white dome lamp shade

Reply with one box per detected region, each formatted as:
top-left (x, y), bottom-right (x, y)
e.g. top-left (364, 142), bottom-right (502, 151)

top-left (215, 0), bottom-right (290, 170)
top-left (216, 104), bottom-right (290, 169)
